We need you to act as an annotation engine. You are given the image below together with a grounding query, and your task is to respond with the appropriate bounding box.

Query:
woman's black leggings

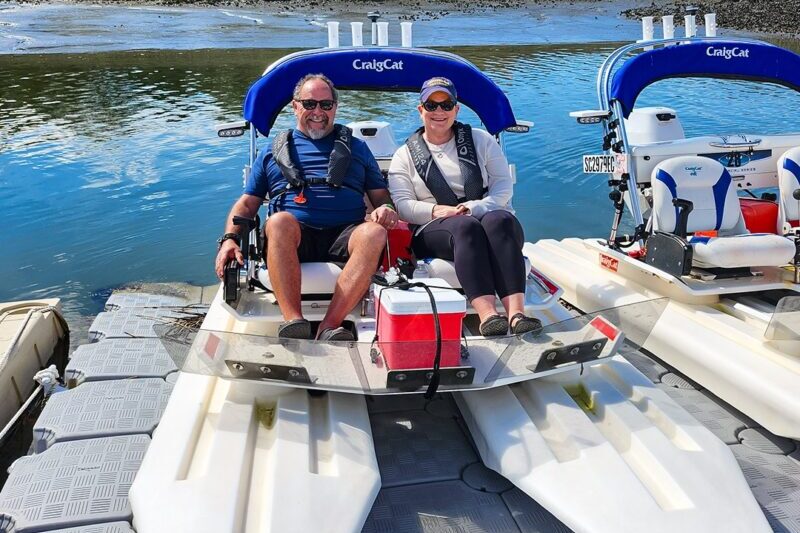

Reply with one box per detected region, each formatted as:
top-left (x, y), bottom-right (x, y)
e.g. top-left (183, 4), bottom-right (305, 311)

top-left (412, 210), bottom-right (526, 301)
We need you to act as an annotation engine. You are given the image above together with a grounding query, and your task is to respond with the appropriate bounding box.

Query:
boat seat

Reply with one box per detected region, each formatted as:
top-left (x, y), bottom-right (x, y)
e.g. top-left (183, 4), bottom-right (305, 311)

top-left (255, 250), bottom-right (533, 297)
top-left (651, 156), bottom-right (795, 269)
top-left (425, 256), bottom-right (531, 290)
top-left (257, 263), bottom-right (341, 296)
top-left (778, 146), bottom-right (800, 233)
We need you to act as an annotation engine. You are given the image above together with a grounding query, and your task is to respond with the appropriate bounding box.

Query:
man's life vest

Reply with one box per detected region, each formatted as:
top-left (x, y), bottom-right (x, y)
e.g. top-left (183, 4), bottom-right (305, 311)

top-left (405, 122), bottom-right (486, 206)
top-left (271, 125), bottom-right (357, 192)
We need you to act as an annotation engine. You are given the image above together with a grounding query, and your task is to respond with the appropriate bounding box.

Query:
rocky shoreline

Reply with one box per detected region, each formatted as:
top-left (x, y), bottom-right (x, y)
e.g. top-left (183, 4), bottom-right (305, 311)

top-left (621, 1), bottom-right (800, 35)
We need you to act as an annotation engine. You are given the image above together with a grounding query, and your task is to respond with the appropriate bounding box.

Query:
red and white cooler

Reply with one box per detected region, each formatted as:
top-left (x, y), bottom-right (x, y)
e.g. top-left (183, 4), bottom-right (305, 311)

top-left (376, 278), bottom-right (466, 370)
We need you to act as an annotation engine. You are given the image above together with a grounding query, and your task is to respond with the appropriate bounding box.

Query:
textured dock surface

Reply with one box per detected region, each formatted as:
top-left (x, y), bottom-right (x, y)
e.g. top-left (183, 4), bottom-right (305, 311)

top-left (0, 285), bottom-right (798, 532)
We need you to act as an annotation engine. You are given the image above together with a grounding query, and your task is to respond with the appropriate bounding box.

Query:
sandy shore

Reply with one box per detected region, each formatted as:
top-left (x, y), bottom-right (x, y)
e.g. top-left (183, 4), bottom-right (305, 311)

top-left (18, 0), bottom-right (608, 20)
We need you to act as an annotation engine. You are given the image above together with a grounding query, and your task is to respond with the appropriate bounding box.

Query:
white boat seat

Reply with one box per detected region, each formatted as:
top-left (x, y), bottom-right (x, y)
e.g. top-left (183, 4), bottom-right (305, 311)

top-left (778, 146), bottom-right (800, 233)
top-left (257, 256), bottom-right (533, 296)
top-left (426, 256), bottom-right (532, 290)
top-left (257, 263), bottom-right (342, 295)
top-left (651, 156), bottom-right (795, 269)
top-left (687, 233), bottom-right (795, 269)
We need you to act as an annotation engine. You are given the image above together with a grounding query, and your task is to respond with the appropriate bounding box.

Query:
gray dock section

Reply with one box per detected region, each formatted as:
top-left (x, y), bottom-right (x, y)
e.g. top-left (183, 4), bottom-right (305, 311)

top-left (88, 306), bottom-right (207, 342)
top-left (45, 523), bottom-right (135, 533)
top-left (0, 435), bottom-right (148, 532)
top-left (0, 288), bottom-right (194, 532)
top-left (32, 379), bottom-right (173, 453)
top-left (362, 395), bottom-right (569, 533)
top-left (65, 339), bottom-right (176, 386)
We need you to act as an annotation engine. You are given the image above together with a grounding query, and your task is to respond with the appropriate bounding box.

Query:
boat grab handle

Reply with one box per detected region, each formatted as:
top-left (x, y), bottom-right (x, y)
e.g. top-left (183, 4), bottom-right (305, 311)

top-left (708, 138), bottom-right (762, 148)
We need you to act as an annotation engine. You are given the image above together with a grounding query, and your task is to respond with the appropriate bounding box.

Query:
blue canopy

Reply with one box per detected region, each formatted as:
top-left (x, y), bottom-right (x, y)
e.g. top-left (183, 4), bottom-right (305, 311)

top-left (610, 40), bottom-right (800, 118)
top-left (243, 47), bottom-right (517, 136)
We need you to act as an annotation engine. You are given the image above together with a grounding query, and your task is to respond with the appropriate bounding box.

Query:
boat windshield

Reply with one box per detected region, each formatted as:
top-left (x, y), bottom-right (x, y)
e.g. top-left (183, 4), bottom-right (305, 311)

top-left (765, 295), bottom-right (800, 341)
top-left (155, 298), bottom-right (668, 394)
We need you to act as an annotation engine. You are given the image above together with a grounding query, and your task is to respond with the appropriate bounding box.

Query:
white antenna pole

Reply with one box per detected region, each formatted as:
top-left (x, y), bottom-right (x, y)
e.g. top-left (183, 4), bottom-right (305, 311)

top-left (367, 12), bottom-right (380, 45)
top-left (351, 21), bottom-right (363, 46)
top-left (641, 16), bottom-right (654, 41)
top-left (704, 13), bottom-right (717, 37)
top-left (401, 21), bottom-right (413, 47)
top-left (662, 15), bottom-right (675, 39)
top-left (641, 16), bottom-right (654, 50)
top-left (377, 21), bottom-right (389, 46)
top-left (684, 14), bottom-right (696, 37)
top-left (327, 21), bottom-right (340, 48)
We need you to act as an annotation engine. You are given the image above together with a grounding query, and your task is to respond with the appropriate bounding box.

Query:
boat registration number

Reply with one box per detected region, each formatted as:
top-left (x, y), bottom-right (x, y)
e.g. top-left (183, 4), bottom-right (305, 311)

top-left (599, 253), bottom-right (619, 272)
top-left (583, 155), bottom-right (615, 174)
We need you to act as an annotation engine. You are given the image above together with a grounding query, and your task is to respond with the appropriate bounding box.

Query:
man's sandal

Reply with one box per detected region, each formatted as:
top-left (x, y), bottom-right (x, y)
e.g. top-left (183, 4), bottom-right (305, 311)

top-left (318, 326), bottom-right (355, 342)
top-left (277, 318), bottom-right (312, 340)
top-left (479, 314), bottom-right (509, 337)
top-left (510, 313), bottom-right (543, 336)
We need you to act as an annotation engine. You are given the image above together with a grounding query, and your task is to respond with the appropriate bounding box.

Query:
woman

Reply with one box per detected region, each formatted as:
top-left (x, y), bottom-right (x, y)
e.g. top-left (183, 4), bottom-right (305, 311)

top-left (388, 77), bottom-right (541, 337)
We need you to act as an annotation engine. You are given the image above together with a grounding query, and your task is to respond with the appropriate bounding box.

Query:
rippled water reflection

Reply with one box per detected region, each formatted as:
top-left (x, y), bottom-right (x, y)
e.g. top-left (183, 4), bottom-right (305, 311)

top-left (3, 43), bottom-right (800, 319)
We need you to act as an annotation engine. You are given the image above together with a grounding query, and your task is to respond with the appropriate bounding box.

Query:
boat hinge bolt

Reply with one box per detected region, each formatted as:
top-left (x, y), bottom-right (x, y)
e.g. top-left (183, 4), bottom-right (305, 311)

top-left (260, 366), bottom-right (271, 374)
top-left (232, 363), bottom-right (244, 372)
top-left (593, 342), bottom-right (603, 351)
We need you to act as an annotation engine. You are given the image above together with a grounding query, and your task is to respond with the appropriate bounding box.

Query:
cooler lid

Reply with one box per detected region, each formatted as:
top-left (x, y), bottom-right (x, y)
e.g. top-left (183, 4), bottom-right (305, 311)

top-left (377, 278), bottom-right (466, 315)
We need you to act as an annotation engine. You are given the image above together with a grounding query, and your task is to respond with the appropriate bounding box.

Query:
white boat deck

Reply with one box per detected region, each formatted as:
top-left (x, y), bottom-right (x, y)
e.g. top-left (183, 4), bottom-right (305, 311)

top-left (0, 285), bottom-right (798, 532)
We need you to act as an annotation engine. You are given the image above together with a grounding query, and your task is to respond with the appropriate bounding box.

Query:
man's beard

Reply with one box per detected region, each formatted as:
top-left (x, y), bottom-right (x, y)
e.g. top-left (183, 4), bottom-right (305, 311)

top-left (305, 118), bottom-right (332, 139)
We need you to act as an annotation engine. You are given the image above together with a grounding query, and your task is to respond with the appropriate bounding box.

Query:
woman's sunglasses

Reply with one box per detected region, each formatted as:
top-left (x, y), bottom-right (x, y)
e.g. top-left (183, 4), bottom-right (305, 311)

top-left (295, 99), bottom-right (336, 111)
top-left (422, 100), bottom-right (456, 112)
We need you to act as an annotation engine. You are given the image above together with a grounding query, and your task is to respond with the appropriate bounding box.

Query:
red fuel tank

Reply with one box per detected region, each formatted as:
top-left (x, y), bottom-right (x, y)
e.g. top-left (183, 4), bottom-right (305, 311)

top-left (739, 198), bottom-right (778, 234)
top-left (382, 220), bottom-right (414, 270)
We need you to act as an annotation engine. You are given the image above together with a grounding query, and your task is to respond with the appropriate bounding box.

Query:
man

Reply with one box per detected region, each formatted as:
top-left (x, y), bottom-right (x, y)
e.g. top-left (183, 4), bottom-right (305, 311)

top-left (215, 73), bottom-right (398, 341)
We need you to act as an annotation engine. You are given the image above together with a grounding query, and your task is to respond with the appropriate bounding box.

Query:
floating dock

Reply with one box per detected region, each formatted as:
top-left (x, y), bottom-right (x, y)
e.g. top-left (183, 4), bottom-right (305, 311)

top-left (0, 285), bottom-right (798, 532)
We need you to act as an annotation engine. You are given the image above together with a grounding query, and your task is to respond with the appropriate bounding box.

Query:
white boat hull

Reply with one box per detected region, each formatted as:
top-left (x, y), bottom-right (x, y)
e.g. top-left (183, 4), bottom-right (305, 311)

top-left (455, 355), bottom-right (770, 533)
top-left (0, 299), bottom-right (65, 432)
top-left (129, 373), bottom-right (381, 533)
top-left (525, 237), bottom-right (800, 440)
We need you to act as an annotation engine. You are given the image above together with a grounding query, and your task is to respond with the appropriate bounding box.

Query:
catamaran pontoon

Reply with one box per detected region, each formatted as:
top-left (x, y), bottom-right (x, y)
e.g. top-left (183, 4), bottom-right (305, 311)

top-left (130, 41), bottom-right (770, 532)
top-left (529, 36), bottom-right (800, 440)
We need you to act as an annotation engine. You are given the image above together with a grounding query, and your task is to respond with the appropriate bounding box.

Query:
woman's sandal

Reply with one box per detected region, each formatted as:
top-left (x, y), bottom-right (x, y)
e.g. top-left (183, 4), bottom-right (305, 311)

top-left (510, 313), bottom-right (543, 336)
top-left (479, 314), bottom-right (509, 337)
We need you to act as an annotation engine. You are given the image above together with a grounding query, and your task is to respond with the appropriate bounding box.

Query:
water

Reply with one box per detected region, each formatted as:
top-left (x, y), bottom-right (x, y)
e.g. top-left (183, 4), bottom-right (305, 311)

top-left (4, 40), bottom-right (800, 326)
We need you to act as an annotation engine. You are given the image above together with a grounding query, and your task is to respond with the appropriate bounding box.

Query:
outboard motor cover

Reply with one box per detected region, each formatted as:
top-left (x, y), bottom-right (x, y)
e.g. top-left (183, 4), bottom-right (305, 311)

top-left (625, 107), bottom-right (685, 145)
top-left (347, 121), bottom-right (399, 157)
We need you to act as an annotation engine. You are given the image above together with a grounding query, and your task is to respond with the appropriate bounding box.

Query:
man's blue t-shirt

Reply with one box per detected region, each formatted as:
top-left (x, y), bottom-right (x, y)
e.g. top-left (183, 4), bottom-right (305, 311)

top-left (245, 129), bottom-right (386, 228)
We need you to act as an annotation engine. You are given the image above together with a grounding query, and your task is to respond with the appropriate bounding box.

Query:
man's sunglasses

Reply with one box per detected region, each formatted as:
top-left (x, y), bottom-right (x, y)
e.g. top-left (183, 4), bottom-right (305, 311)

top-left (422, 100), bottom-right (456, 112)
top-left (295, 99), bottom-right (336, 111)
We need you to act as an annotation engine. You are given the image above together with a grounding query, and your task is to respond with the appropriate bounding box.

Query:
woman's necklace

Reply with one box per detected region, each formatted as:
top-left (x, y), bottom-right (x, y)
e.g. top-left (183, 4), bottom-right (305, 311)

top-left (429, 140), bottom-right (450, 159)
top-left (425, 132), bottom-right (454, 159)
top-left (431, 146), bottom-right (446, 159)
